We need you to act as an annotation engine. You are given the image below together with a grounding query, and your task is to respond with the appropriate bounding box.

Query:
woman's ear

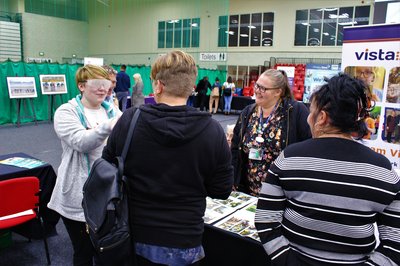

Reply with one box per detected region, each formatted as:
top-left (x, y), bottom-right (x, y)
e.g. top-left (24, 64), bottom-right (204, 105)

top-left (77, 82), bottom-right (85, 93)
top-left (316, 110), bottom-right (329, 127)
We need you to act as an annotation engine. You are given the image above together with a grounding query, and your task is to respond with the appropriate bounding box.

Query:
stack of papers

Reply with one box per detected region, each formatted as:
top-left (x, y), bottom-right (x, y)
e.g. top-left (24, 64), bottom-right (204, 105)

top-left (0, 157), bottom-right (46, 169)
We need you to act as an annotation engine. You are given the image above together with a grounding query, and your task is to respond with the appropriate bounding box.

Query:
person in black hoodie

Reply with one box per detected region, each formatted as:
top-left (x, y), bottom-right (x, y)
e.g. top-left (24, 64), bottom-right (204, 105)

top-left (102, 50), bottom-right (233, 266)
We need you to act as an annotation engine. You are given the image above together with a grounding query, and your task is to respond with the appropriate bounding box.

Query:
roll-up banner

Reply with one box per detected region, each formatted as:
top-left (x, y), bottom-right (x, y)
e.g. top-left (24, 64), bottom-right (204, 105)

top-left (342, 23), bottom-right (400, 170)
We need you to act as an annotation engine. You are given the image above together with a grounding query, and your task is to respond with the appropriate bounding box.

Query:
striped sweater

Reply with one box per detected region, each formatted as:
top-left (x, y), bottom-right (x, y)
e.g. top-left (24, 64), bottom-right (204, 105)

top-left (255, 137), bottom-right (400, 265)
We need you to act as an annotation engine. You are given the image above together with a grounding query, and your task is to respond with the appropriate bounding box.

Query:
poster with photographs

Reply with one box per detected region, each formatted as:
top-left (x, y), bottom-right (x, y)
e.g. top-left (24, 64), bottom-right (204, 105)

top-left (214, 203), bottom-right (260, 242)
top-left (341, 23), bottom-right (400, 170)
top-left (7, 77), bottom-right (37, 99)
top-left (39, 74), bottom-right (68, 95)
top-left (203, 191), bottom-right (257, 224)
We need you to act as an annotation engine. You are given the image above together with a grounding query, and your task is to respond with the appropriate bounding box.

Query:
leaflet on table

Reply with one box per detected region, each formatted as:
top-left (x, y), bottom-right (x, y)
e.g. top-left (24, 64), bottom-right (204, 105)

top-left (0, 157), bottom-right (46, 169)
top-left (214, 203), bottom-right (260, 242)
top-left (203, 191), bottom-right (257, 224)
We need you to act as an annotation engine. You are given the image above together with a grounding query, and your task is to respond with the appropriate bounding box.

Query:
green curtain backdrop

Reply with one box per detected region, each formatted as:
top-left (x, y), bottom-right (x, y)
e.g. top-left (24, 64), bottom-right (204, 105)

top-left (0, 61), bottom-right (226, 125)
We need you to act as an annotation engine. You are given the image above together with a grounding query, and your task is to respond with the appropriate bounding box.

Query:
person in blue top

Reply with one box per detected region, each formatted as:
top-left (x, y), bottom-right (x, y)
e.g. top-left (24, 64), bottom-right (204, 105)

top-left (115, 64), bottom-right (131, 111)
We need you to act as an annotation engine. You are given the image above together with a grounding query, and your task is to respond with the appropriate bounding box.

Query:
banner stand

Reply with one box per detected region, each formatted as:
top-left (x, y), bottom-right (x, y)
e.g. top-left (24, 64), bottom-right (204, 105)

top-left (47, 94), bottom-right (62, 122)
top-left (16, 98), bottom-right (37, 127)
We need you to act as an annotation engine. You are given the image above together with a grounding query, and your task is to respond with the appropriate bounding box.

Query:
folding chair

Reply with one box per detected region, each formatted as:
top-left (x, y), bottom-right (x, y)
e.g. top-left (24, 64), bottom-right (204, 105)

top-left (0, 176), bottom-right (51, 265)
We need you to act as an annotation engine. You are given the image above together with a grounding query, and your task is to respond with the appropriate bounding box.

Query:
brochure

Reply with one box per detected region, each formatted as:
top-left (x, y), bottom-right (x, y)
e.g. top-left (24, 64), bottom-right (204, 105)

top-left (203, 191), bottom-right (257, 225)
top-left (214, 203), bottom-right (260, 242)
top-left (0, 157), bottom-right (47, 169)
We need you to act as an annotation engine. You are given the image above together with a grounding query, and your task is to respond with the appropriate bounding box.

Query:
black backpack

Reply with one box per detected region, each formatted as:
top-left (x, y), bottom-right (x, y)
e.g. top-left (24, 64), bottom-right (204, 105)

top-left (82, 109), bottom-right (140, 265)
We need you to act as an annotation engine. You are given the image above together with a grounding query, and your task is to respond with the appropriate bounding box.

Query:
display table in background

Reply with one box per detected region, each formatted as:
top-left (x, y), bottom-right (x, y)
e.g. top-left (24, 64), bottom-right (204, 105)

top-left (143, 95), bottom-right (255, 113)
top-left (0, 152), bottom-right (60, 238)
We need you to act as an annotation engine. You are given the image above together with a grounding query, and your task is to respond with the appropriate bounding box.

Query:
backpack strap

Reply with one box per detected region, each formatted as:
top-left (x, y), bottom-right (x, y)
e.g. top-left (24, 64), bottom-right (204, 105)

top-left (121, 108), bottom-right (141, 161)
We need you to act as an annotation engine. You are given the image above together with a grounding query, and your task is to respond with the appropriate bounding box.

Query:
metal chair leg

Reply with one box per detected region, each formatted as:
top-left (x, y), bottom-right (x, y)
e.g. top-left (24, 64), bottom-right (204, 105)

top-left (39, 217), bottom-right (51, 265)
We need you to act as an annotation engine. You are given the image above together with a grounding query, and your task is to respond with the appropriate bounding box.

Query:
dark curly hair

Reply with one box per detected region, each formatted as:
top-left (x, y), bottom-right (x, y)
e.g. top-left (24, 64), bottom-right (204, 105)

top-left (309, 73), bottom-right (371, 140)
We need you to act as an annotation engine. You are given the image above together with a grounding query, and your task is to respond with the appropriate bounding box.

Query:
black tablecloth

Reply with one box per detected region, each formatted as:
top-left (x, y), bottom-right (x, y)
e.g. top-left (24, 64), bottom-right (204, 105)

top-left (192, 95), bottom-right (255, 112)
top-left (0, 152), bottom-right (60, 237)
top-left (202, 224), bottom-right (270, 266)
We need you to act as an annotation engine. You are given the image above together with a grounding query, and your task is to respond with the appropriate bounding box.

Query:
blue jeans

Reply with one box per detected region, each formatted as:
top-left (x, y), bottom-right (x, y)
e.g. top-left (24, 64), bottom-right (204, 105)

top-left (224, 95), bottom-right (233, 113)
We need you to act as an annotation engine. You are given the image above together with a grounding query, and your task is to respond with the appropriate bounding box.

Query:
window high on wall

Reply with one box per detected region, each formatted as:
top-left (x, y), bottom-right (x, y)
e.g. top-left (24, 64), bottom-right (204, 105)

top-left (218, 12), bottom-right (274, 47)
top-left (294, 5), bottom-right (370, 46)
top-left (158, 18), bottom-right (200, 48)
top-left (24, 0), bottom-right (87, 21)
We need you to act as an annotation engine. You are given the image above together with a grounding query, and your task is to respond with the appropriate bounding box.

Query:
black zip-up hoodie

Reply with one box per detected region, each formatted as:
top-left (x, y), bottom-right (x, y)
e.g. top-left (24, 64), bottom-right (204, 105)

top-left (102, 103), bottom-right (233, 248)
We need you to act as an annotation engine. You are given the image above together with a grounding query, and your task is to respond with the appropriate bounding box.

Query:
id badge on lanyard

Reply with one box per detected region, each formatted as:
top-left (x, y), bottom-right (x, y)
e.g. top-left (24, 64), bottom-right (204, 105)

top-left (249, 147), bottom-right (263, 160)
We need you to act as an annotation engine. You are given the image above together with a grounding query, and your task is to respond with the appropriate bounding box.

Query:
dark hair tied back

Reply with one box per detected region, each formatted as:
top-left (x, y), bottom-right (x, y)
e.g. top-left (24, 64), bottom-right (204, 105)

top-left (310, 73), bottom-right (370, 140)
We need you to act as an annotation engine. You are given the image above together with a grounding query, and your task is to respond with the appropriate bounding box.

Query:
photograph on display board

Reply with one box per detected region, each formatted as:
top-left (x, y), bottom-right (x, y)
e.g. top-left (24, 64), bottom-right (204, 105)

top-left (382, 108), bottom-right (400, 144)
top-left (344, 66), bottom-right (385, 102)
top-left (386, 67), bottom-right (400, 104)
top-left (6, 77), bottom-right (37, 99)
top-left (364, 106), bottom-right (381, 141)
top-left (39, 74), bottom-right (68, 95)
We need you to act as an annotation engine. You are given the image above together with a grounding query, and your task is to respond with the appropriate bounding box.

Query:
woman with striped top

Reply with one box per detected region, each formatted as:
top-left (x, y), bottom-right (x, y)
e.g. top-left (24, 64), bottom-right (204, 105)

top-left (255, 74), bottom-right (400, 265)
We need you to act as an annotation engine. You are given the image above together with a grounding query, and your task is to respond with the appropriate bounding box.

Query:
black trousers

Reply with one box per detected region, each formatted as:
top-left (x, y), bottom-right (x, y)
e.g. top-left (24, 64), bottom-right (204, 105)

top-left (198, 93), bottom-right (208, 111)
top-left (62, 216), bottom-right (96, 266)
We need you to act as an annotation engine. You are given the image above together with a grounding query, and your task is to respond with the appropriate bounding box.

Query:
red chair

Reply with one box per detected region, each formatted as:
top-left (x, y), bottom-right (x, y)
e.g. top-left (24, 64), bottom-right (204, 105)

top-left (0, 176), bottom-right (51, 265)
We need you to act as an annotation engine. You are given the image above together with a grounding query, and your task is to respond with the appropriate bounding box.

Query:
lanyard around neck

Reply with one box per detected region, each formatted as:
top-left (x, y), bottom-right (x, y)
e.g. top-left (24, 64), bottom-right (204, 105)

top-left (258, 100), bottom-right (280, 133)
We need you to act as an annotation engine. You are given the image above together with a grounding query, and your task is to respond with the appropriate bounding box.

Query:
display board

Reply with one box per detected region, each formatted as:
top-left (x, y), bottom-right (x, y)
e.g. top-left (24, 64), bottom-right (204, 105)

top-left (6, 77), bottom-right (37, 99)
top-left (276, 66), bottom-right (295, 89)
top-left (302, 64), bottom-right (340, 103)
top-left (39, 74), bottom-right (68, 95)
top-left (341, 23), bottom-right (400, 169)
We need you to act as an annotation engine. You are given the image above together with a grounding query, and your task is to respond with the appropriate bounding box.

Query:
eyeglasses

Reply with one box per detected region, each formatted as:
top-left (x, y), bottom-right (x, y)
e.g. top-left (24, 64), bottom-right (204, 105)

top-left (254, 83), bottom-right (279, 93)
top-left (356, 70), bottom-right (374, 78)
top-left (85, 79), bottom-right (112, 89)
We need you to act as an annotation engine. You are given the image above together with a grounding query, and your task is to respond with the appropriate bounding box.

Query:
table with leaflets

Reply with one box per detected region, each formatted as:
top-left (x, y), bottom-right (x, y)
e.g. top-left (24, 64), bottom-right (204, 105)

top-left (0, 152), bottom-right (60, 238)
top-left (201, 191), bottom-right (271, 266)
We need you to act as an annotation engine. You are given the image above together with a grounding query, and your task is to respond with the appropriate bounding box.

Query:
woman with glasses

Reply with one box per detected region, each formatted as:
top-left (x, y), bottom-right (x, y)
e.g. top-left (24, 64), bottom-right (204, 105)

top-left (231, 69), bottom-right (311, 196)
top-left (48, 64), bottom-right (121, 266)
top-left (255, 74), bottom-right (400, 265)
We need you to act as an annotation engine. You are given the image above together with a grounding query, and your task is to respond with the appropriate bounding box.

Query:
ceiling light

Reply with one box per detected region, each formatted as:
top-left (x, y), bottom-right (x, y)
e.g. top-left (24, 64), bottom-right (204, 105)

top-left (168, 19), bottom-right (179, 24)
top-left (248, 25), bottom-right (256, 29)
top-left (263, 30), bottom-right (271, 33)
top-left (338, 21), bottom-right (358, 26)
top-left (323, 32), bottom-right (329, 36)
top-left (225, 31), bottom-right (235, 35)
top-left (301, 22), bottom-right (310, 26)
top-left (240, 34), bottom-right (249, 37)
top-left (191, 23), bottom-right (198, 27)
top-left (313, 28), bottom-right (320, 32)
top-left (329, 13), bottom-right (349, 19)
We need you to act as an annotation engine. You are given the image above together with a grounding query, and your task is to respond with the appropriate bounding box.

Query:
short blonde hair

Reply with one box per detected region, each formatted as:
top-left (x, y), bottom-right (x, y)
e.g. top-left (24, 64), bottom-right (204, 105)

top-left (76, 64), bottom-right (109, 86)
top-left (151, 50), bottom-right (197, 98)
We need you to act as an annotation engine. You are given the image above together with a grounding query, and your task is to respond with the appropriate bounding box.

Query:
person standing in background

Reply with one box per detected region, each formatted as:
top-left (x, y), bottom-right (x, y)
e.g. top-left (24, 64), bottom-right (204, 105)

top-left (131, 73), bottom-right (145, 108)
top-left (209, 77), bottom-right (221, 114)
top-left (102, 65), bottom-right (119, 108)
top-left (196, 76), bottom-right (212, 111)
top-left (115, 64), bottom-right (131, 111)
top-left (222, 76), bottom-right (235, 115)
top-left (48, 64), bottom-right (121, 266)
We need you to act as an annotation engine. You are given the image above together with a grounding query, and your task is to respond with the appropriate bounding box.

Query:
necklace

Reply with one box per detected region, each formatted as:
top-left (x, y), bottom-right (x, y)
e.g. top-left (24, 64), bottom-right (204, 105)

top-left (256, 100), bottom-right (280, 143)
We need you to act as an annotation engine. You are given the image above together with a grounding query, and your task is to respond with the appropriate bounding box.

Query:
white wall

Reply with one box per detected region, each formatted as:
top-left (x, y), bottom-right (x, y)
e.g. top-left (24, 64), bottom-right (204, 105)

top-left (86, 0), bottom-right (369, 68)
top-left (22, 13), bottom-right (88, 63)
